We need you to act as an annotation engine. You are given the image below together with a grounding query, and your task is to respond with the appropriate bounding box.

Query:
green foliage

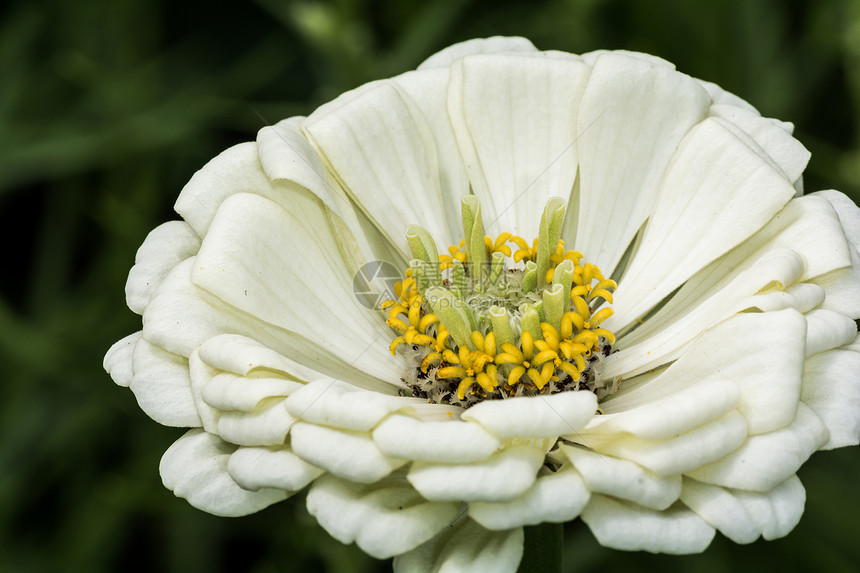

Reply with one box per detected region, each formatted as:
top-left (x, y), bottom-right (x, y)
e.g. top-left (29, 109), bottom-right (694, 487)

top-left (0, 0), bottom-right (858, 571)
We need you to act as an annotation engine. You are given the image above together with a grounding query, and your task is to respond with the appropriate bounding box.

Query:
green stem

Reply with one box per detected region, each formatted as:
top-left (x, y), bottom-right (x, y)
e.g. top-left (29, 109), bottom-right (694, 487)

top-left (517, 522), bottom-right (562, 573)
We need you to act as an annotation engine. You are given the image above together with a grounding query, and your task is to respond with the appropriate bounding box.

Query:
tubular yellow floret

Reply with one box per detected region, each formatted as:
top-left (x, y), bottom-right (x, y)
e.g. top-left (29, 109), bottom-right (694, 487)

top-left (521, 331), bottom-right (535, 360)
top-left (590, 307), bottom-right (614, 328)
top-left (457, 377), bottom-right (476, 400)
top-left (418, 313), bottom-right (438, 332)
top-left (438, 366), bottom-right (468, 379)
top-left (471, 331), bottom-right (485, 353)
top-left (390, 338), bottom-right (406, 355)
top-left (421, 352), bottom-right (442, 372)
top-left (507, 365), bottom-right (526, 386)
top-left (484, 331), bottom-right (497, 357)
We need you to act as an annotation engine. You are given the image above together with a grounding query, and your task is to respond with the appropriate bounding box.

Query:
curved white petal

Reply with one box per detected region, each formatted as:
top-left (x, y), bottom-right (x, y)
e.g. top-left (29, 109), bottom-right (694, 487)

top-left (285, 379), bottom-right (420, 431)
top-left (393, 518), bottom-right (524, 573)
top-left (290, 422), bottom-right (405, 483)
top-left (216, 399), bottom-right (296, 446)
top-left (801, 340), bottom-right (860, 449)
top-left (559, 446), bottom-right (681, 510)
top-left (575, 52), bottom-right (709, 274)
top-left (696, 79), bottom-right (758, 112)
top-left (468, 465), bottom-right (590, 530)
top-left (392, 68), bottom-right (470, 235)
top-left (709, 104), bottom-right (810, 184)
top-left (197, 333), bottom-right (321, 382)
top-left (804, 309), bottom-right (858, 357)
top-left (192, 192), bottom-right (403, 387)
top-left (612, 117), bottom-right (795, 326)
top-left (227, 445), bottom-right (323, 492)
top-left (686, 404), bottom-right (828, 491)
top-left (576, 410), bottom-right (748, 477)
top-left (307, 474), bottom-right (459, 559)
top-left (160, 429), bottom-right (287, 517)
top-left (372, 414), bottom-right (501, 463)
top-left (126, 221), bottom-right (200, 315)
top-left (303, 81), bottom-right (452, 252)
top-left (448, 53), bottom-right (589, 237)
top-left (201, 372), bottom-right (300, 412)
top-left (417, 36), bottom-right (537, 70)
top-left (129, 337), bottom-right (201, 427)
top-left (581, 49), bottom-right (674, 68)
top-left (591, 378), bottom-right (739, 442)
top-left (408, 445), bottom-right (545, 502)
top-left (460, 391), bottom-right (597, 439)
top-left (581, 495), bottom-right (715, 554)
top-left (104, 331), bottom-right (140, 387)
top-left (680, 475), bottom-right (806, 543)
top-left (174, 142), bottom-right (273, 238)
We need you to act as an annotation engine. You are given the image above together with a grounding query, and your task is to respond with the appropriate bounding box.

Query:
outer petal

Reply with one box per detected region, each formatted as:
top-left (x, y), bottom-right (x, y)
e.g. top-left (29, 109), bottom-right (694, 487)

top-left (303, 81), bottom-right (452, 252)
top-left (581, 495), bottom-right (715, 554)
top-left (290, 422), bottom-right (405, 483)
top-left (685, 404), bottom-right (828, 491)
top-left (408, 445), bottom-right (545, 502)
top-left (611, 117), bottom-right (795, 326)
top-left (574, 52), bottom-right (709, 274)
top-left (372, 414), bottom-right (501, 463)
top-left (216, 399), bottom-right (296, 447)
top-left (417, 36), bottom-right (537, 70)
top-left (460, 391), bottom-right (597, 439)
top-left (307, 474), bottom-right (459, 560)
top-left (448, 53), bottom-right (589, 238)
top-left (394, 518), bottom-right (524, 573)
top-left (129, 337), bottom-right (201, 427)
top-left (160, 429), bottom-right (287, 517)
top-left (227, 446), bottom-right (323, 492)
top-left (680, 475), bottom-right (806, 543)
top-left (191, 192), bottom-right (402, 387)
top-left (104, 331), bottom-right (140, 387)
top-left (559, 446), bottom-right (681, 510)
top-left (468, 466), bottom-right (590, 530)
top-left (126, 221), bottom-right (200, 315)
top-left (801, 340), bottom-right (860, 449)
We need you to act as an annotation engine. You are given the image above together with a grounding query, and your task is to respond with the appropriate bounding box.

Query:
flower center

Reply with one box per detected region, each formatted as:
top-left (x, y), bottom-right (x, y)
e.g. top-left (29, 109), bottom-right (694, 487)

top-left (384, 197), bottom-right (616, 408)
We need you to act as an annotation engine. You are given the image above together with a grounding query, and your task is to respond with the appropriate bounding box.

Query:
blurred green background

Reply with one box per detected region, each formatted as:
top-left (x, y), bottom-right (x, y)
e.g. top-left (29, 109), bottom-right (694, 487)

top-left (1, 0), bottom-right (859, 571)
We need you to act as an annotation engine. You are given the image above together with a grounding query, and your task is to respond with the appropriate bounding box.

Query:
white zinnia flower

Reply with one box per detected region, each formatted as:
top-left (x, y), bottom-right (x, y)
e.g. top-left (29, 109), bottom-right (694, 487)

top-left (105, 37), bottom-right (860, 572)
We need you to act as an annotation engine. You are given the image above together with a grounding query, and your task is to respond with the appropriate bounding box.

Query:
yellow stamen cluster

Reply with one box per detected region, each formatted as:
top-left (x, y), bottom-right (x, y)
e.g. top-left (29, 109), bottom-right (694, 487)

top-left (385, 232), bottom-right (617, 406)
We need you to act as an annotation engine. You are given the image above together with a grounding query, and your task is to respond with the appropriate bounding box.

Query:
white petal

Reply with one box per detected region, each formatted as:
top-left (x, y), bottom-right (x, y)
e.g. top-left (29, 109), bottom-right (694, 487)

top-left (576, 410), bottom-right (748, 477)
top-left (216, 399), bottom-right (296, 446)
top-left (448, 53), bottom-right (589, 238)
top-left (591, 378), bottom-right (740, 442)
top-left (393, 518), bottom-right (524, 573)
top-left (680, 476), bottom-right (806, 543)
top-left (581, 49), bottom-right (675, 68)
top-left (303, 80), bottom-right (451, 251)
top-left (710, 104), bottom-right (810, 184)
top-left (686, 404), bottom-right (828, 491)
top-left (559, 446), bottom-right (681, 510)
top-left (191, 192), bottom-right (402, 388)
top-left (201, 371), bottom-right (300, 412)
top-left (187, 349), bottom-right (221, 433)
top-left (581, 494), bottom-right (715, 554)
top-left (695, 79), bottom-right (758, 112)
top-left (810, 244), bottom-right (860, 318)
top-left (606, 310), bottom-right (806, 436)
top-left (732, 474), bottom-right (806, 540)
top-left (174, 142), bottom-right (273, 238)
top-left (817, 189), bottom-right (860, 245)
top-left (290, 422), bottom-right (405, 483)
top-left (392, 68), bottom-right (470, 235)
top-left (408, 445), bottom-right (545, 502)
top-left (126, 221), bottom-right (200, 315)
top-left (104, 331), bottom-right (140, 387)
top-left (417, 36), bottom-right (537, 70)
top-left (160, 429), bottom-right (287, 517)
top-left (307, 474), bottom-right (459, 559)
top-left (129, 337), bottom-right (201, 427)
top-left (198, 333), bottom-right (323, 382)
top-left (804, 309), bottom-right (858, 357)
top-left (607, 194), bottom-right (849, 377)
top-left (460, 391), bottom-right (597, 440)
top-left (468, 466), bottom-right (590, 530)
top-left (285, 379), bottom-right (419, 431)
top-left (227, 445), bottom-right (323, 492)
top-left (372, 414), bottom-right (501, 463)
top-left (611, 117), bottom-right (795, 326)
top-left (574, 52), bottom-right (709, 274)
top-left (801, 341), bottom-right (860, 448)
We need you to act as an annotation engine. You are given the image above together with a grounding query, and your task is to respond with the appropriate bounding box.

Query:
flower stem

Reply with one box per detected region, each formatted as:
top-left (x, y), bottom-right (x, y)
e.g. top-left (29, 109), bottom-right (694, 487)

top-left (517, 522), bottom-right (562, 573)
